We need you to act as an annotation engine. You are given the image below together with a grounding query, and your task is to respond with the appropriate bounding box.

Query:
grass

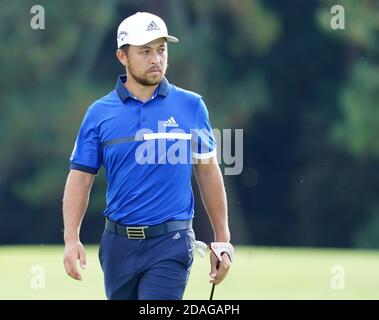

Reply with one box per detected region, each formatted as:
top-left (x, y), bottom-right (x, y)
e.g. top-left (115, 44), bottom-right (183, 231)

top-left (0, 245), bottom-right (379, 299)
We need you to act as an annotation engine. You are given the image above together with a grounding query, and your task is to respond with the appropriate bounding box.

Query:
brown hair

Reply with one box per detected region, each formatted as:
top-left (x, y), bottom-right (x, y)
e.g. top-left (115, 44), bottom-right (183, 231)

top-left (119, 44), bottom-right (129, 55)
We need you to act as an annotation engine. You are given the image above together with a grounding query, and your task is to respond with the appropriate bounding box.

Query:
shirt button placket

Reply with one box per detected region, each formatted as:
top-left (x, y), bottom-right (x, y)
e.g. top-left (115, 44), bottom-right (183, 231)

top-left (141, 106), bottom-right (146, 128)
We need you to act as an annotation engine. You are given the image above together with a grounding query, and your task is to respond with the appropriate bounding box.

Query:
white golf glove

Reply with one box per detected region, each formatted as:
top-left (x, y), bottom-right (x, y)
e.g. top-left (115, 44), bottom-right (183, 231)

top-left (195, 240), bottom-right (208, 258)
top-left (210, 242), bottom-right (234, 262)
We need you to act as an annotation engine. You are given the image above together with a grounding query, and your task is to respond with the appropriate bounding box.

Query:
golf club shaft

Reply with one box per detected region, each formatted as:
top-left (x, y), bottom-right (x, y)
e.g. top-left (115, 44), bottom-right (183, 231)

top-left (209, 261), bottom-right (219, 300)
top-left (209, 283), bottom-right (216, 300)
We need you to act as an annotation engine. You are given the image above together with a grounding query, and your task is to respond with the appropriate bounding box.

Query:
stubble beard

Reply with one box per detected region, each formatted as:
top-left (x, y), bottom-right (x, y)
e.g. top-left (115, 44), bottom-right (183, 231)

top-left (127, 65), bottom-right (167, 86)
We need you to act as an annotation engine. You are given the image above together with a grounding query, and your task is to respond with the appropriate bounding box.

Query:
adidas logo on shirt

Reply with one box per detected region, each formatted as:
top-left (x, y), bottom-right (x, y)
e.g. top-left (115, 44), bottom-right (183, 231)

top-left (146, 21), bottom-right (160, 32)
top-left (162, 116), bottom-right (179, 127)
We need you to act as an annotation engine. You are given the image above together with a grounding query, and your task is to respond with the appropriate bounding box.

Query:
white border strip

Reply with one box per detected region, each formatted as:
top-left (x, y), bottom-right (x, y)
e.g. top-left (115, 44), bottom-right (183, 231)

top-left (192, 149), bottom-right (217, 159)
top-left (143, 133), bottom-right (192, 140)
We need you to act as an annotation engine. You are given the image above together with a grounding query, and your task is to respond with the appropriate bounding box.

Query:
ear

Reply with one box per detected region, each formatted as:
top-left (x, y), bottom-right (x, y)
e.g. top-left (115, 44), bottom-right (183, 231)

top-left (116, 49), bottom-right (128, 67)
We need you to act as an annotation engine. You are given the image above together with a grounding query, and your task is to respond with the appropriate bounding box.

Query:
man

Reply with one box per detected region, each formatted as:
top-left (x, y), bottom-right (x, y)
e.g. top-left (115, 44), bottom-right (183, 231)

top-left (63, 12), bottom-right (233, 300)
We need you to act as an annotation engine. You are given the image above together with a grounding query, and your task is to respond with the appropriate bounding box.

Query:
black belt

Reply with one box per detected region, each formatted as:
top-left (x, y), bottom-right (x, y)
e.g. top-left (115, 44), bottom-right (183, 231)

top-left (105, 218), bottom-right (192, 239)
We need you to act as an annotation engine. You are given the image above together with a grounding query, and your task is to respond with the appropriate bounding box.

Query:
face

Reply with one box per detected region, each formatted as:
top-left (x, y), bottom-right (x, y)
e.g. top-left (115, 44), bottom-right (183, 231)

top-left (117, 38), bottom-right (168, 86)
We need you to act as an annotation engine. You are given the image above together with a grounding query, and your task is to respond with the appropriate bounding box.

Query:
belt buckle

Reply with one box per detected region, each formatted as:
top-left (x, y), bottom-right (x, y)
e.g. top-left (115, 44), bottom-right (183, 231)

top-left (126, 226), bottom-right (147, 239)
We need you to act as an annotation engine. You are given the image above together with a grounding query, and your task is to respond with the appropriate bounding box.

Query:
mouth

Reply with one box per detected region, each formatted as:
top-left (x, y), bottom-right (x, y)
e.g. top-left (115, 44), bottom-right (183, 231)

top-left (147, 68), bottom-right (161, 74)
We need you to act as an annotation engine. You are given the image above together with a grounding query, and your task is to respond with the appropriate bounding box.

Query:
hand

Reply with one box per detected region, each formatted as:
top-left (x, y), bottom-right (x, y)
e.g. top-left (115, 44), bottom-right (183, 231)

top-left (63, 240), bottom-right (86, 281)
top-left (209, 251), bottom-right (231, 285)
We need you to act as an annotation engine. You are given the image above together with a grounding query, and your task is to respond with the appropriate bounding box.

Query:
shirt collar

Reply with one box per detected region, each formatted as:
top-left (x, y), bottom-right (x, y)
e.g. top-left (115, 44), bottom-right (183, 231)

top-left (116, 74), bottom-right (169, 103)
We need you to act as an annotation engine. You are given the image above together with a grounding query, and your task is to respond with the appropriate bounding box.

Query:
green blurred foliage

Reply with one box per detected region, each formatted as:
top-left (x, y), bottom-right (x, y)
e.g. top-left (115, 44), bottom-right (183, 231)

top-left (167, 0), bottom-right (279, 127)
top-left (317, 0), bottom-right (379, 248)
top-left (0, 0), bottom-right (378, 247)
top-left (332, 61), bottom-right (379, 160)
top-left (317, 0), bottom-right (379, 51)
top-left (318, 1), bottom-right (379, 161)
top-left (0, 0), bottom-right (278, 243)
top-left (0, 0), bottom-right (116, 242)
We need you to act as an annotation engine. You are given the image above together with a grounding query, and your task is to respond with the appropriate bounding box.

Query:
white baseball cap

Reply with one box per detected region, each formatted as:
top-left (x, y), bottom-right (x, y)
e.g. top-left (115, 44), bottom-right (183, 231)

top-left (117, 12), bottom-right (179, 48)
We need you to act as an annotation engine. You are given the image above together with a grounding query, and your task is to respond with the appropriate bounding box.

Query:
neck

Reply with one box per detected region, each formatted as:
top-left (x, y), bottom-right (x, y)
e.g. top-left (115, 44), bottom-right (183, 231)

top-left (124, 75), bottom-right (159, 102)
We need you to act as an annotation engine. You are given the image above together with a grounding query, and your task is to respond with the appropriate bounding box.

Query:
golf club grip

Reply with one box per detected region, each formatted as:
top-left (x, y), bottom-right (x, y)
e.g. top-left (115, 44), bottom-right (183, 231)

top-left (209, 261), bottom-right (220, 300)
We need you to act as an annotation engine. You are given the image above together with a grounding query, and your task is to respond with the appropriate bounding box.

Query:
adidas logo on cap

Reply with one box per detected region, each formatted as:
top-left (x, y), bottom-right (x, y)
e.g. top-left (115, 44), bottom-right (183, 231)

top-left (163, 116), bottom-right (179, 127)
top-left (146, 21), bottom-right (160, 32)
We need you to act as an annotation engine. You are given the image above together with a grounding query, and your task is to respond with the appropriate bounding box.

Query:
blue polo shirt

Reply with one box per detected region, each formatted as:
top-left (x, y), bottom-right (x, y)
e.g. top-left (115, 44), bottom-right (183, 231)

top-left (69, 75), bottom-right (216, 226)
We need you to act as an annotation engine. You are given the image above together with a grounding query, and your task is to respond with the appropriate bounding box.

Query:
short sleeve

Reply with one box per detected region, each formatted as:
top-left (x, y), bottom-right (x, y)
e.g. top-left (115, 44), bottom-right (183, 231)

top-left (191, 97), bottom-right (217, 159)
top-left (69, 108), bottom-right (102, 174)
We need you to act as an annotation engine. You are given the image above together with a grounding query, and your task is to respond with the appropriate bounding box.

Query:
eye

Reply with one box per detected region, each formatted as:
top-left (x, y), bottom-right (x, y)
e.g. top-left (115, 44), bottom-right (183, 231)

top-left (141, 50), bottom-right (149, 55)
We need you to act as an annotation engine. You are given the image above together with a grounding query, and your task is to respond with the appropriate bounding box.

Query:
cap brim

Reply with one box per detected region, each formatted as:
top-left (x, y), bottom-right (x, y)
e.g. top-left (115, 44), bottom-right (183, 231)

top-left (166, 35), bottom-right (179, 43)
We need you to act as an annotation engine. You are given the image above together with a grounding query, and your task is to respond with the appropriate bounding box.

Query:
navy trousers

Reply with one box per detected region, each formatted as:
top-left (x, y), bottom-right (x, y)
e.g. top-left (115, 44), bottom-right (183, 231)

top-left (98, 227), bottom-right (196, 300)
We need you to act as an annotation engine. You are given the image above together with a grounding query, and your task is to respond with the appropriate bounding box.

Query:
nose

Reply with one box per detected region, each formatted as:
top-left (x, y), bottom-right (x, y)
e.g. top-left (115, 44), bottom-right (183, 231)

top-left (150, 50), bottom-right (161, 65)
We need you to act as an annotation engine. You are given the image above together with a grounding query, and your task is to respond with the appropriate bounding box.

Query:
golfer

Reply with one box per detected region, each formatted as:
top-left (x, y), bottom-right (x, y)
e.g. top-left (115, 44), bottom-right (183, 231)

top-left (63, 12), bottom-right (233, 300)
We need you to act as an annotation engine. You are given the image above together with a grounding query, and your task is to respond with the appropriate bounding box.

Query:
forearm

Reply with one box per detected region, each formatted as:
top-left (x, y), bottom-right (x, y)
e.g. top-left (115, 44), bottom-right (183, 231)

top-left (63, 170), bottom-right (94, 243)
top-left (195, 162), bottom-right (230, 242)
